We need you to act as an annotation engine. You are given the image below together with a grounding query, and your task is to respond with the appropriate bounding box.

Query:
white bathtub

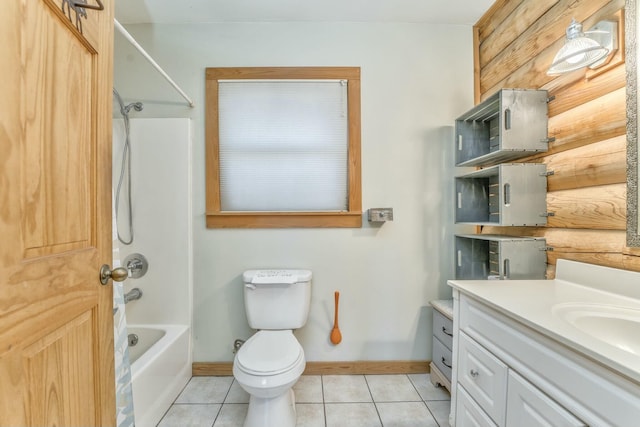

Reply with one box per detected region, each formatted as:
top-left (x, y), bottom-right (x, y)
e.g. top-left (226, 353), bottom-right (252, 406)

top-left (128, 325), bottom-right (191, 427)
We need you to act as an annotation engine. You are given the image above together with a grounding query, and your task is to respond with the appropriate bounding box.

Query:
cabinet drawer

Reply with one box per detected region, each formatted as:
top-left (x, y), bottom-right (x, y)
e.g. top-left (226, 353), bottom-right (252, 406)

top-left (432, 336), bottom-right (452, 381)
top-left (456, 385), bottom-right (498, 427)
top-left (458, 331), bottom-right (508, 426)
top-left (433, 309), bottom-right (453, 349)
top-left (507, 370), bottom-right (586, 427)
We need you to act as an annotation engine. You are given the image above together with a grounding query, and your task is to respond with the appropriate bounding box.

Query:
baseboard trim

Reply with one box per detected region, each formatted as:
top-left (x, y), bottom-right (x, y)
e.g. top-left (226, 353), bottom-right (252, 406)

top-left (304, 360), bottom-right (431, 375)
top-left (193, 360), bottom-right (431, 376)
top-left (193, 362), bottom-right (234, 376)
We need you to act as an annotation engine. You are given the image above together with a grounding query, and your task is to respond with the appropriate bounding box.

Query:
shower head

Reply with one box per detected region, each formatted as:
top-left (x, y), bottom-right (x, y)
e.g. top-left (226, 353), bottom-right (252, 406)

top-left (124, 102), bottom-right (144, 114)
top-left (113, 88), bottom-right (144, 117)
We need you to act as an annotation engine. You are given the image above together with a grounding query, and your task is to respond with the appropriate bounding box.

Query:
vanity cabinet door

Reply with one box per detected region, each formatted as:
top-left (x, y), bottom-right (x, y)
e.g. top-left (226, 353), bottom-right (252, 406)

top-left (456, 386), bottom-right (498, 427)
top-left (458, 331), bottom-right (508, 426)
top-left (506, 371), bottom-right (587, 427)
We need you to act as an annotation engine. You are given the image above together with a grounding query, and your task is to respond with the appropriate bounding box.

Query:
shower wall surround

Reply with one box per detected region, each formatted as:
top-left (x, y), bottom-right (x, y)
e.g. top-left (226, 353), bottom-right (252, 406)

top-left (112, 117), bottom-right (193, 425)
top-left (112, 118), bottom-right (193, 326)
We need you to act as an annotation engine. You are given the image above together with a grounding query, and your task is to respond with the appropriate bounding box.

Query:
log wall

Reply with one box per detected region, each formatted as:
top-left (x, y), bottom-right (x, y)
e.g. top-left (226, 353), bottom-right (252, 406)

top-left (474, 0), bottom-right (640, 277)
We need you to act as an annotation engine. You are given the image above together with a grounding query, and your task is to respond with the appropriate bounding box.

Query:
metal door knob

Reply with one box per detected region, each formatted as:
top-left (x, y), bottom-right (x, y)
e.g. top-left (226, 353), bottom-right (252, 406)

top-left (100, 264), bottom-right (128, 285)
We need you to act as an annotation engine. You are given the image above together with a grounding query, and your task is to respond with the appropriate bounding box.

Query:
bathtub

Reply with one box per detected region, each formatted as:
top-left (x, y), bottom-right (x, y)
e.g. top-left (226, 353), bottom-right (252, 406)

top-left (128, 325), bottom-right (191, 427)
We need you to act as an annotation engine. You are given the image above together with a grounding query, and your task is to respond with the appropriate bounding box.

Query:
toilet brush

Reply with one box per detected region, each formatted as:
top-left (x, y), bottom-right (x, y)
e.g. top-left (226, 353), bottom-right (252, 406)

top-left (330, 291), bottom-right (342, 345)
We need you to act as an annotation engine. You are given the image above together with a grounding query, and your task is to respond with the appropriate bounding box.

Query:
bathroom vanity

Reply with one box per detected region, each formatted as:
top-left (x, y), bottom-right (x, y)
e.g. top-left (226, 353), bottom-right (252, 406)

top-left (447, 259), bottom-right (640, 427)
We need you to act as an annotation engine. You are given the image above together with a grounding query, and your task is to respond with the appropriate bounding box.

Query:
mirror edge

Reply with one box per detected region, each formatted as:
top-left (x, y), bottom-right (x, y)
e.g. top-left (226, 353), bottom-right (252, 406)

top-left (627, 0), bottom-right (640, 247)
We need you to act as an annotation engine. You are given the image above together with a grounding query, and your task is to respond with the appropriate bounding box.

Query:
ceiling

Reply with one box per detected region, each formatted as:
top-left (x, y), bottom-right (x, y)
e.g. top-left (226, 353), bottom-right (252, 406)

top-left (114, 0), bottom-right (495, 25)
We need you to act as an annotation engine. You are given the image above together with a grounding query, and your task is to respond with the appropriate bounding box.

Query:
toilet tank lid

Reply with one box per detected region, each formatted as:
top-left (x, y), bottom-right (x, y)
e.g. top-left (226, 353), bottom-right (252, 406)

top-left (243, 269), bottom-right (312, 285)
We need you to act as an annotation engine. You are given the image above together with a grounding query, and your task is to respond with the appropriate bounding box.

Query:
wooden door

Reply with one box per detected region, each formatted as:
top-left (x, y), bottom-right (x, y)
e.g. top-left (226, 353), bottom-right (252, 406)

top-left (0, 0), bottom-right (115, 425)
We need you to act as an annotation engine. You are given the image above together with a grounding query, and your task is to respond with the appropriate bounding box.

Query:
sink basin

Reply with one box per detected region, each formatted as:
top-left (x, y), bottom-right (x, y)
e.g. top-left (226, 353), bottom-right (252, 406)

top-left (552, 303), bottom-right (640, 356)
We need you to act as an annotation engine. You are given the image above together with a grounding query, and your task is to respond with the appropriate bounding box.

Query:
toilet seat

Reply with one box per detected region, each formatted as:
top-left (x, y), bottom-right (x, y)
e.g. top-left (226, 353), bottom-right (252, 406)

top-left (236, 330), bottom-right (303, 376)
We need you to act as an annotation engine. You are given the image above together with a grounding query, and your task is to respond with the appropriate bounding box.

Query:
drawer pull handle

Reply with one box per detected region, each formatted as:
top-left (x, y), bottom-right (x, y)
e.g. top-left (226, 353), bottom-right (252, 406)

top-left (504, 108), bottom-right (511, 130)
top-left (470, 369), bottom-right (479, 378)
top-left (504, 183), bottom-right (511, 205)
top-left (441, 357), bottom-right (452, 369)
top-left (441, 326), bottom-right (453, 337)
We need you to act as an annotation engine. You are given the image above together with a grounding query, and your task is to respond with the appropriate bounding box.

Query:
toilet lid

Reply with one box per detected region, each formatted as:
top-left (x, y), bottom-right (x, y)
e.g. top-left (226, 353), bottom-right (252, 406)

top-left (236, 330), bottom-right (303, 376)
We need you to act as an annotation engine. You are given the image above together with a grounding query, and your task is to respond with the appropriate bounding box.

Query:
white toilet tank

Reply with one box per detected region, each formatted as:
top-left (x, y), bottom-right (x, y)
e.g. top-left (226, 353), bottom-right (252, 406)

top-left (242, 269), bottom-right (312, 330)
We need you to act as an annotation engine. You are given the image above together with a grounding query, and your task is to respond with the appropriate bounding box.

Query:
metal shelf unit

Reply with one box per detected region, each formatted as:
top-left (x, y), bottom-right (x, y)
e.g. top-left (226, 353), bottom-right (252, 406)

top-left (455, 89), bottom-right (550, 167)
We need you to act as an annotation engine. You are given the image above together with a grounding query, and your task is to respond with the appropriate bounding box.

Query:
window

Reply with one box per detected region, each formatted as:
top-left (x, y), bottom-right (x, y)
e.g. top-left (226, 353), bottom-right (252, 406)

top-left (205, 67), bottom-right (361, 228)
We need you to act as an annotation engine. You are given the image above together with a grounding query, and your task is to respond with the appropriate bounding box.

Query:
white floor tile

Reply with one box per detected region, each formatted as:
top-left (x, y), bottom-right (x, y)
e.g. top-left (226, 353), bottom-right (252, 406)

top-left (157, 404), bottom-right (220, 427)
top-left (176, 376), bottom-right (234, 404)
top-left (224, 380), bottom-right (250, 403)
top-left (426, 400), bottom-right (452, 427)
top-left (158, 374), bottom-right (452, 427)
top-left (212, 403), bottom-right (248, 427)
top-left (407, 373), bottom-right (451, 401)
top-left (294, 375), bottom-right (323, 403)
top-left (365, 375), bottom-right (421, 402)
top-left (323, 375), bottom-right (372, 403)
top-left (296, 403), bottom-right (325, 427)
top-left (376, 402), bottom-right (439, 427)
top-left (325, 402), bottom-right (382, 427)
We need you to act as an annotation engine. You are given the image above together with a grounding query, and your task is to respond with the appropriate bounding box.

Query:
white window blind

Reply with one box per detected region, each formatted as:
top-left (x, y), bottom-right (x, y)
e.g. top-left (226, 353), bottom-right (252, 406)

top-left (218, 80), bottom-right (349, 212)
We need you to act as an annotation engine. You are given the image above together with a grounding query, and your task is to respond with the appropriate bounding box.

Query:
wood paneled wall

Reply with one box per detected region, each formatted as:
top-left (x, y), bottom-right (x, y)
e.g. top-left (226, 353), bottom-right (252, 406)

top-left (474, 0), bottom-right (640, 277)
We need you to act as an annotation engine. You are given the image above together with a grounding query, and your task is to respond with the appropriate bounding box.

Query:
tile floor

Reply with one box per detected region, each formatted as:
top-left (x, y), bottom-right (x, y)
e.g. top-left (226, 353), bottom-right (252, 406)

top-left (157, 373), bottom-right (451, 427)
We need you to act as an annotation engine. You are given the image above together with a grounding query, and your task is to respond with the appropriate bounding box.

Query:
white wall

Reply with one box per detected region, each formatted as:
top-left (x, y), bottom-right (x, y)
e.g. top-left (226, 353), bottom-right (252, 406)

top-left (113, 22), bottom-right (475, 362)
top-left (112, 118), bottom-right (192, 326)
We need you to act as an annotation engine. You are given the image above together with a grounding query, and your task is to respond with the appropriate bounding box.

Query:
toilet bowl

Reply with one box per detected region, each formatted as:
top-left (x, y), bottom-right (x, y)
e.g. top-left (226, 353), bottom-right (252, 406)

top-left (233, 330), bottom-right (306, 427)
top-left (233, 269), bottom-right (312, 427)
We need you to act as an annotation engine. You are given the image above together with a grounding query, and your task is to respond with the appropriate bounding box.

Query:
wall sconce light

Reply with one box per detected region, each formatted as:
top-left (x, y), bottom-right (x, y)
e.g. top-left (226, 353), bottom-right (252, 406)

top-left (547, 19), bottom-right (618, 75)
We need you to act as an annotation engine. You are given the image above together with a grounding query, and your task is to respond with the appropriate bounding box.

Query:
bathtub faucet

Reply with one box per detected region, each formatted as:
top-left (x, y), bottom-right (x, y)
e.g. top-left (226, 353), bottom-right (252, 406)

top-left (124, 253), bottom-right (149, 279)
top-left (124, 288), bottom-right (143, 304)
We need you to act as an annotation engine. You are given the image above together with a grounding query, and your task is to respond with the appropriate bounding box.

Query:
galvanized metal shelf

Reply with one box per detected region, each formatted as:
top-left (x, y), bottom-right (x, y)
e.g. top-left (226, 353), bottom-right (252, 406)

top-left (455, 234), bottom-right (547, 280)
top-left (455, 89), bottom-right (550, 167)
top-left (455, 163), bottom-right (548, 226)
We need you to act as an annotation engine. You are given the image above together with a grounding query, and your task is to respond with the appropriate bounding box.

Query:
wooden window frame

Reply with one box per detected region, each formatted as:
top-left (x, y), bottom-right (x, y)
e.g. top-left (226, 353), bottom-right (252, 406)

top-left (205, 67), bottom-right (362, 228)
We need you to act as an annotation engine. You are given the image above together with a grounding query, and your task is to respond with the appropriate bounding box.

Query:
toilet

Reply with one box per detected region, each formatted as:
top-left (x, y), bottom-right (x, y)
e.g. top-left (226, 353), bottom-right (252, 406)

top-left (233, 269), bottom-right (312, 427)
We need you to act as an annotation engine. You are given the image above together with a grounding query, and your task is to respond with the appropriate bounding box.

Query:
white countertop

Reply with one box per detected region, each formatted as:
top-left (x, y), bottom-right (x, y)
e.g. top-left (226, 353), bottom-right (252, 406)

top-left (430, 299), bottom-right (453, 319)
top-left (447, 260), bottom-right (640, 384)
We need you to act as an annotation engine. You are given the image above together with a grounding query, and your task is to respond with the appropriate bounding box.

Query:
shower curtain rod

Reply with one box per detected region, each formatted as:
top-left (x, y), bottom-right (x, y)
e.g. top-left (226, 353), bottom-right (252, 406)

top-left (114, 19), bottom-right (195, 108)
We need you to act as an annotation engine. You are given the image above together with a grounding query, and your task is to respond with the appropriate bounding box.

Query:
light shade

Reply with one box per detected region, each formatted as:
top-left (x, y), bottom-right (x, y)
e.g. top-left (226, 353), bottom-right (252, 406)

top-left (547, 19), bottom-right (610, 75)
